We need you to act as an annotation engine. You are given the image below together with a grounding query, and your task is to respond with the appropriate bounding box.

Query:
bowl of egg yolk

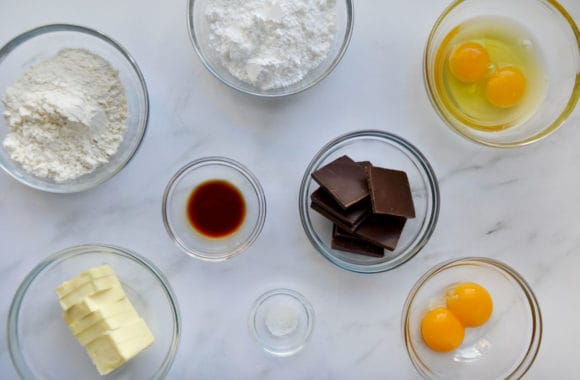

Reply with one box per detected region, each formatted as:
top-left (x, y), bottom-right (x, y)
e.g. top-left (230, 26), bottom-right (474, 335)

top-left (402, 257), bottom-right (542, 379)
top-left (424, 0), bottom-right (580, 147)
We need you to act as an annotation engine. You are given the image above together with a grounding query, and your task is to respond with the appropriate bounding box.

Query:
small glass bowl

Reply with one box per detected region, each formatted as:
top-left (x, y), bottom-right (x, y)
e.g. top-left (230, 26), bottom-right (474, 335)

top-left (299, 130), bottom-right (440, 274)
top-left (187, 0), bottom-right (354, 97)
top-left (0, 24), bottom-right (149, 192)
top-left (162, 157), bottom-right (267, 262)
top-left (7, 244), bottom-right (180, 379)
top-left (402, 257), bottom-right (542, 379)
top-left (249, 288), bottom-right (315, 357)
top-left (424, 0), bottom-right (580, 147)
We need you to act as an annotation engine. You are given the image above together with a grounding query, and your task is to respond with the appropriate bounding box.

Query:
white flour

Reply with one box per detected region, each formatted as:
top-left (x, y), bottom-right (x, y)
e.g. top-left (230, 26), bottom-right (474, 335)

top-left (206, 0), bottom-right (337, 90)
top-left (2, 49), bottom-right (127, 182)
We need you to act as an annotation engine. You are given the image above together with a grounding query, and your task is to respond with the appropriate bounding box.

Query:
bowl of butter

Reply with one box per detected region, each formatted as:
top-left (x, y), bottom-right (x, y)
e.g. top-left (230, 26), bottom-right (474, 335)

top-left (7, 244), bottom-right (180, 379)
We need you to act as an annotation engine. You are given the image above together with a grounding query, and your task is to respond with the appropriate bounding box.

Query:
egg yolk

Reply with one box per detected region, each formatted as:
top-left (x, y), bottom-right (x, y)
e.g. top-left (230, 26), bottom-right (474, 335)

top-left (485, 67), bottom-right (526, 108)
top-left (448, 42), bottom-right (490, 84)
top-left (420, 307), bottom-right (465, 353)
top-left (446, 283), bottom-right (493, 327)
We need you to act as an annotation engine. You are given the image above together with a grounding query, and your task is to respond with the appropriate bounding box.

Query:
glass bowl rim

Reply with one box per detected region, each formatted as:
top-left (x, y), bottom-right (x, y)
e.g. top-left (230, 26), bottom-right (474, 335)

top-left (162, 156), bottom-right (267, 262)
top-left (401, 256), bottom-right (543, 379)
top-left (7, 243), bottom-right (181, 379)
top-left (186, 0), bottom-right (355, 97)
top-left (248, 288), bottom-right (315, 357)
top-left (423, 0), bottom-right (580, 148)
top-left (298, 129), bottom-right (440, 274)
top-left (0, 23), bottom-right (150, 193)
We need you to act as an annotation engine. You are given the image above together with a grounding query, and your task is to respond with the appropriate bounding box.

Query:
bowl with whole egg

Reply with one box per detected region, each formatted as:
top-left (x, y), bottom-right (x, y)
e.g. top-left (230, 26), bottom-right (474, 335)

top-left (424, 0), bottom-right (580, 147)
top-left (402, 257), bottom-right (542, 379)
top-left (299, 130), bottom-right (440, 274)
top-left (7, 244), bottom-right (180, 379)
top-left (187, 0), bottom-right (354, 97)
top-left (0, 24), bottom-right (149, 192)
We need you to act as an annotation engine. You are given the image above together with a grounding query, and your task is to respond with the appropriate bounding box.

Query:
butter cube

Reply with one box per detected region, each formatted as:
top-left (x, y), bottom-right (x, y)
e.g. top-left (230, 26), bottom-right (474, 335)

top-left (56, 266), bottom-right (155, 376)
top-left (68, 298), bottom-right (137, 335)
top-left (86, 319), bottom-right (155, 375)
top-left (59, 275), bottom-right (121, 310)
top-left (56, 265), bottom-right (114, 297)
top-left (76, 311), bottom-right (140, 346)
top-left (63, 286), bottom-right (125, 324)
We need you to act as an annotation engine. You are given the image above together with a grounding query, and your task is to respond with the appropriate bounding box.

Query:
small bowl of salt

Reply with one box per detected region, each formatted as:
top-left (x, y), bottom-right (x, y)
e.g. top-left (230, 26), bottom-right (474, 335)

top-left (249, 288), bottom-right (315, 356)
top-left (0, 24), bottom-right (149, 193)
top-left (187, 0), bottom-right (354, 97)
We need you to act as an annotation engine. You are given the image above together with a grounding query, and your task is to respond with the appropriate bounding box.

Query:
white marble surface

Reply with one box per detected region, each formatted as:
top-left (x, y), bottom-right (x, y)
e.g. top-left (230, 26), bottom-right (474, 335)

top-left (1, 0), bottom-right (580, 378)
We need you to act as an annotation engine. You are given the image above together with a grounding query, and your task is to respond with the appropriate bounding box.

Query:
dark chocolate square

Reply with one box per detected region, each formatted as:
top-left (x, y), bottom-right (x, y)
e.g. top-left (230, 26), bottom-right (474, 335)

top-left (357, 161), bottom-right (372, 172)
top-left (331, 225), bottom-right (384, 258)
top-left (311, 155), bottom-right (369, 209)
top-left (367, 166), bottom-right (415, 218)
top-left (310, 202), bottom-right (361, 231)
top-left (353, 214), bottom-right (406, 251)
top-left (311, 188), bottom-right (370, 228)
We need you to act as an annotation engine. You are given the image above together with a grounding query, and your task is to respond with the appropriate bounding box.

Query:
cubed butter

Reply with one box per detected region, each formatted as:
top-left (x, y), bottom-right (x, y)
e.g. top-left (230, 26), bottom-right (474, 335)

top-left (68, 298), bottom-right (137, 335)
top-left (63, 286), bottom-right (125, 324)
top-left (59, 275), bottom-right (121, 310)
top-left (86, 321), bottom-right (154, 375)
top-left (76, 311), bottom-right (141, 346)
top-left (56, 265), bottom-right (114, 297)
top-left (56, 266), bottom-right (155, 376)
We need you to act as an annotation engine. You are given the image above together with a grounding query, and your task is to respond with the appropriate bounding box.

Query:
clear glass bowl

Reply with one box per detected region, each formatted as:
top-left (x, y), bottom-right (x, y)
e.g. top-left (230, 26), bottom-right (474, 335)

top-left (299, 130), bottom-right (440, 274)
top-left (424, 0), bottom-right (580, 147)
top-left (0, 24), bottom-right (149, 192)
top-left (162, 157), bottom-right (267, 262)
top-left (402, 257), bottom-right (542, 379)
top-left (187, 0), bottom-right (354, 97)
top-left (249, 288), bottom-right (315, 357)
top-left (7, 244), bottom-right (180, 379)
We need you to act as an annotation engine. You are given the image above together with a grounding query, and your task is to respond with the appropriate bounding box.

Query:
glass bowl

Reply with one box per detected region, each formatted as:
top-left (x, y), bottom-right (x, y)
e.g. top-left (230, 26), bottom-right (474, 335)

top-left (187, 0), bottom-right (354, 97)
top-left (299, 130), bottom-right (440, 274)
top-left (7, 244), bottom-right (180, 379)
top-left (0, 24), bottom-right (149, 192)
top-left (162, 157), bottom-right (267, 262)
top-left (424, 0), bottom-right (580, 147)
top-left (402, 257), bottom-right (542, 379)
top-left (249, 288), bottom-right (315, 357)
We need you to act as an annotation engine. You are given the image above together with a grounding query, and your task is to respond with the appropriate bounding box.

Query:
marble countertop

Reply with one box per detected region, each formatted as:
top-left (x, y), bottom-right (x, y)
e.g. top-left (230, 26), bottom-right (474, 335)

top-left (1, 0), bottom-right (580, 378)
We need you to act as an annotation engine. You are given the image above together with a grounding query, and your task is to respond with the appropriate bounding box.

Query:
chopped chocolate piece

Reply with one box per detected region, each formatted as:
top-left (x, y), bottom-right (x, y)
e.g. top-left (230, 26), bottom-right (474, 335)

top-left (367, 166), bottom-right (415, 218)
top-left (311, 155), bottom-right (369, 209)
top-left (310, 202), bottom-right (361, 231)
top-left (357, 161), bottom-right (372, 171)
top-left (311, 188), bottom-right (370, 228)
top-left (331, 225), bottom-right (384, 258)
top-left (357, 161), bottom-right (373, 178)
top-left (353, 214), bottom-right (406, 251)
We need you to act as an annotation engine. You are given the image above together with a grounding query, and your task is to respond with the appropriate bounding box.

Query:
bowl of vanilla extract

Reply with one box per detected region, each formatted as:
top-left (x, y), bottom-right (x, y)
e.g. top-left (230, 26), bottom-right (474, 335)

top-left (162, 157), bottom-right (267, 262)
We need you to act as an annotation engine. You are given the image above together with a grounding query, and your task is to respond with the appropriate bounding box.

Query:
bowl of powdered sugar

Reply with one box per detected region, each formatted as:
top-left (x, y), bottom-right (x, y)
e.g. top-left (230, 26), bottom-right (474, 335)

top-left (188, 0), bottom-right (354, 97)
top-left (0, 24), bottom-right (149, 192)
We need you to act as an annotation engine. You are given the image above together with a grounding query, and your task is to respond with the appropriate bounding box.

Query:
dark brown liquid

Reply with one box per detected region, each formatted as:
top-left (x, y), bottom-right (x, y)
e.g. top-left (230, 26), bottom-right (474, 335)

top-left (186, 180), bottom-right (246, 238)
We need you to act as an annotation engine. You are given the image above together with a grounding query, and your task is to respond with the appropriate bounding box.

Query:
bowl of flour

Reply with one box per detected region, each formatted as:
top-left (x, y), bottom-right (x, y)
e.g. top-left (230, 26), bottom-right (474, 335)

top-left (187, 0), bottom-right (354, 97)
top-left (0, 24), bottom-right (149, 193)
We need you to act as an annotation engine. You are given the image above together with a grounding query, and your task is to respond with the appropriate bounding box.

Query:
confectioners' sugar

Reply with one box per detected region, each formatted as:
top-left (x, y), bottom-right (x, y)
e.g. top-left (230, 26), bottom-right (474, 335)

top-left (2, 48), bottom-right (127, 182)
top-left (206, 0), bottom-right (337, 90)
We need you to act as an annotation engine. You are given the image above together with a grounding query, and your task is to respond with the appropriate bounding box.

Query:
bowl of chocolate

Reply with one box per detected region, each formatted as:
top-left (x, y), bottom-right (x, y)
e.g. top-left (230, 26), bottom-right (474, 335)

top-left (299, 130), bottom-right (440, 273)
